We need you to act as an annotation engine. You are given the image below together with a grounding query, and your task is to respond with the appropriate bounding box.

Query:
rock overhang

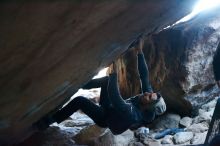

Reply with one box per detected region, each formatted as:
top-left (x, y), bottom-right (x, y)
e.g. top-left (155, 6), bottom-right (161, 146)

top-left (0, 0), bottom-right (198, 144)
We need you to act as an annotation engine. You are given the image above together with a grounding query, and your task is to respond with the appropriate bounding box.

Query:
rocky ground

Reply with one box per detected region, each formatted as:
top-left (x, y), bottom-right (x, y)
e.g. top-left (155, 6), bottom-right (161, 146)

top-left (19, 86), bottom-right (220, 146)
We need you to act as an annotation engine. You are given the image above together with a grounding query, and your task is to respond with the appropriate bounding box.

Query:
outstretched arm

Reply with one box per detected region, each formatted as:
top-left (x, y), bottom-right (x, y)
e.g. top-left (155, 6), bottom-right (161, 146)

top-left (136, 38), bottom-right (153, 93)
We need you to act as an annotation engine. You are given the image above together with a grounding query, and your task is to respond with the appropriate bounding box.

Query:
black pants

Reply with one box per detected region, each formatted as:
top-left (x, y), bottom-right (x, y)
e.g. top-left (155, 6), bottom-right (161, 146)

top-left (53, 77), bottom-right (111, 127)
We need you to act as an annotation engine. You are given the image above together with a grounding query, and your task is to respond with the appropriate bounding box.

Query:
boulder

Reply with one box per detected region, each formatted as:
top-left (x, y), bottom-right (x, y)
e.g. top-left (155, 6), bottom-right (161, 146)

top-left (18, 126), bottom-right (77, 146)
top-left (144, 140), bottom-right (161, 146)
top-left (94, 129), bottom-right (134, 146)
top-left (65, 112), bottom-right (94, 127)
top-left (74, 125), bottom-right (134, 146)
top-left (173, 132), bottom-right (194, 144)
top-left (0, 1), bottom-right (198, 144)
top-left (199, 110), bottom-right (212, 123)
top-left (2, 1), bottom-right (220, 145)
top-left (128, 141), bottom-right (145, 146)
top-left (134, 127), bottom-right (149, 141)
top-left (191, 132), bottom-right (207, 145)
top-left (146, 142), bottom-right (161, 146)
top-left (60, 119), bottom-right (93, 127)
top-left (187, 123), bottom-right (208, 133)
top-left (179, 117), bottom-right (193, 128)
top-left (161, 135), bottom-right (173, 145)
top-left (73, 124), bottom-right (106, 145)
top-left (151, 113), bottom-right (181, 129)
top-left (201, 100), bottom-right (217, 111)
top-left (111, 130), bottom-right (134, 146)
top-left (193, 112), bottom-right (212, 124)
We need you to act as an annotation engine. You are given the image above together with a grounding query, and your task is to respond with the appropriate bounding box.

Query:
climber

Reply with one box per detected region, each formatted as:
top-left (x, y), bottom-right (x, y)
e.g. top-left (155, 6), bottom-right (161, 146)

top-left (213, 43), bottom-right (220, 88)
top-left (33, 37), bottom-right (166, 135)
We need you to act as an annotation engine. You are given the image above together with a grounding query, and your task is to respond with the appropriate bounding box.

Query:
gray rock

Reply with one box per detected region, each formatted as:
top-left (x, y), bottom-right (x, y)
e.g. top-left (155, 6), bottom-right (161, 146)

top-left (74, 126), bottom-right (134, 146)
top-left (113, 130), bottom-right (134, 146)
top-left (128, 141), bottom-right (145, 146)
top-left (201, 100), bottom-right (217, 111)
top-left (145, 141), bottom-right (162, 146)
top-left (69, 112), bottom-right (94, 126)
top-left (179, 117), bottom-right (193, 128)
top-left (152, 113), bottom-right (181, 129)
top-left (173, 132), bottom-right (194, 144)
top-left (135, 127), bottom-right (149, 136)
top-left (31, 126), bottom-right (77, 146)
top-left (187, 123), bottom-right (208, 133)
top-left (198, 109), bottom-right (206, 115)
top-left (199, 109), bottom-right (213, 119)
top-left (73, 124), bottom-right (107, 145)
top-left (200, 112), bottom-right (212, 123)
top-left (161, 135), bottom-right (173, 144)
top-left (191, 132), bottom-right (207, 145)
top-left (192, 109), bottom-right (212, 125)
top-left (135, 127), bottom-right (149, 141)
top-left (209, 108), bottom-right (215, 116)
top-left (193, 112), bottom-right (211, 124)
top-left (193, 116), bottom-right (204, 124)
top-left (60, 119), bottom-right (93, 127)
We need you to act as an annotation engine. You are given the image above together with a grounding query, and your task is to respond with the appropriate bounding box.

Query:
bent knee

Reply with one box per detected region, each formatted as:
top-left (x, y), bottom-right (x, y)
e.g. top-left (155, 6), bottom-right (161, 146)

top-left (69, 96), bottom-right (88, 105)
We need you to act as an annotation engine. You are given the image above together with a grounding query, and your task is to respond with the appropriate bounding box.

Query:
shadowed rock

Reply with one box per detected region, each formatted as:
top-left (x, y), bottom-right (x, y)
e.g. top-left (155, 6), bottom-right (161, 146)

top-left (0, 0), bottom-right (198, 144)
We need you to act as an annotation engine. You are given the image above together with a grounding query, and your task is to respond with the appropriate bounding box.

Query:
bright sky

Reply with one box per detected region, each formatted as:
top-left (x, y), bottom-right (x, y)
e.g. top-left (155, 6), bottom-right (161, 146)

top-left (93, 67), bottom-right (109, 79)
top-left (177, 0), bottom-right (220, 23)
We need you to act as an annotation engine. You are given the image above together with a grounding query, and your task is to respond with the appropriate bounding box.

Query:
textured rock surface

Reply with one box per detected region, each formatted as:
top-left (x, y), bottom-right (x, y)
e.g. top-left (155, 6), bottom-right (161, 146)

top-left (74, 127), bottom-right (134, 146)
top-left (0, 1), bottom-right (197, 144)
top-left (18, 126), bottom-right (79, 146)
top-left (73, 124), bottom-right (106, 145)
top-left (179, 117), bottom-right (193, 128)
top-left (161, 135), bottom-right (173, 145)
top-left (173, 132), bottom-right (194, 144)
top-left (151, 113), bottom-right (181, 129)
top-left (191, 132), bottom-right (207, 145)
top-left (187, 123), bottom-right (209, 133)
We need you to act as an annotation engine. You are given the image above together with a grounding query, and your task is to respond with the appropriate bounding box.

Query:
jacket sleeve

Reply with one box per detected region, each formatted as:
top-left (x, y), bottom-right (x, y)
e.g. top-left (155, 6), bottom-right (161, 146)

top-left (107, 73), bottom-right (130, 111)
top-left (213, 45), bottom-right (220, 81)
top-left (82, 76), bottom-right (109, 89)
top-left (137, 53), bottom-right (153, 93)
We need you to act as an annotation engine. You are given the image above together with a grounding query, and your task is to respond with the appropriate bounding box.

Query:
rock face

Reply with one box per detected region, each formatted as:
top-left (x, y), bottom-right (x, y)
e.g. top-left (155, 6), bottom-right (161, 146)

top-left (179, 117), bottom-right (193, 128)
top-left (115, 10), bottom-right (220, 116)
top-left (173, 132), bottom-right (194, 144)
top-left (0, 0), bottom-right (197, 144)
top-left (151, 113), bottom-right (181, 129)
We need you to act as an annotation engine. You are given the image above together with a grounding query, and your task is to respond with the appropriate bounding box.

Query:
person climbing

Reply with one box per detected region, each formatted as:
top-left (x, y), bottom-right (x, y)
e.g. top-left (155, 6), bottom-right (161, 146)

top-left (213, 43), bottom-right (220, 88)
top-left (33, 37), bottom-right (166, 135)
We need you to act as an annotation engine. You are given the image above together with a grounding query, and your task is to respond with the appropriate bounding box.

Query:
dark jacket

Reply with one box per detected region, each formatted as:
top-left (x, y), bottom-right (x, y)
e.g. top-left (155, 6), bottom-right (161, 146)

top-left (213, 43), bottom-right (220, 81)
top-left (105, 73), bottom-right (155, 135)
top-left (83, 53), bottom-right (155, 135)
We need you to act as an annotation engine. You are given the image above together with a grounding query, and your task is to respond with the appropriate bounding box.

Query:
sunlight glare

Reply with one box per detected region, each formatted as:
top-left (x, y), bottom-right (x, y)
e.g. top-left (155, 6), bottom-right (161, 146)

top-left (175, 0), bottom-right (220, 24)
top-left (193, 0), bottom-right (220, 15)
